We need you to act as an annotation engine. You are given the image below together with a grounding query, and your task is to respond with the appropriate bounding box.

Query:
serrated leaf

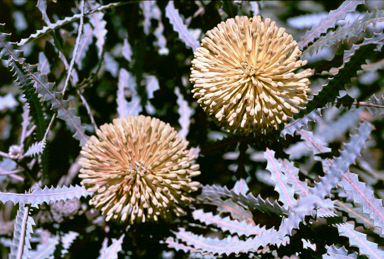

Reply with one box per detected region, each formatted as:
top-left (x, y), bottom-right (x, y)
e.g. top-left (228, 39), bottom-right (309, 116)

top-left (280, 159), bottom-right (309, 196)
top-left (98, 234), bottom-right (125, 259)
top-left (38, 52), bottom-right (50, 75)
top-left (10, 204), bottom-right (35, 259)
top-left (298, 0), bottom-right (363, 50)
top-left (172, 227), bottom-right (281, 256)
top-left (29, 235), bottom-right (59, 259)
top-left (18, 2), bottom-right (122, 46)
top-left (311, 121), bottom-right (373, 198)
top-left (23, 140), bottom-right (46, 157)
top-left (302, 8), bottom-right (384, 57)
top-left (233, 178), bottom-right (249, 195)
top-left (301, 43), bottom-right (379, 118)
top-left (30, 70), bottom-right (89, 146)
top-left (337, 223), bottom-right (384, 258)
top-left (281, 108), bottom-right (322, 138)
top-left (324, 245), bottom-right (358, 259)
top-left (0, 185), bottom-right (92, 206)
top-left (61, 231), bottom-right (79, 256)
top-left (299, 130), bottom-right (331, 155)
top-left (199, 184), bottom-right (288, 216)
top-left (75, 23), bottom-right (93, 70)
top-left (175, 87), bottom-right (193, 140)
top-left (165, 1), bottom-right (199, 52)
top-left (192, 209), bottom-right (264, 237)
top-left (202, 198), bottom-right (255, 224)
top-left (165, 237), bottom-right (209, 256)
top-left (316, 108), bottom-right (362, 143)
top-left (264, 149), bottom-right (296, 209)
top-left (366, 94), bottom-right (384, 116)
top-left (89, 4), bottom-right (107, 59)
top-left (340, 172), bottom-right (384, 237)
top-left (335, 201), bottom-right (381, 235)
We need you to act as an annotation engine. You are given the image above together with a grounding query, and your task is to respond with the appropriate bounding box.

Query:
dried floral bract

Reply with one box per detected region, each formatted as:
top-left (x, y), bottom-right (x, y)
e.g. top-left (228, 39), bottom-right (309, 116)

top-left (79, 115), bottom-right (200, 223)
top-left (190, 15), bottom-right (312, 135)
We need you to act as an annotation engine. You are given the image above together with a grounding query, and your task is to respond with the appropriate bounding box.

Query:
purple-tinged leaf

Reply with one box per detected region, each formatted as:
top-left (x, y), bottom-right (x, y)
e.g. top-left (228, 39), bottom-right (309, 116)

top-left (75, 23), bottom-right (93, 70)
top-left (0, 93), bottom-right (17, 112)
top-left (287, 12), bottom-right (328, 30)
top-left (0, 185), bottom-right (92, 206)
top-left (23, 140), bottom-right (46, 157)
top-left (139, 1), bottom-right (160, 35)
top-left (10, 204), bottom-right (34, 259)
top-left (165, 237), bottom-right (209, 256)
top-left (316, 108), bottom-right (362, 143)
top-left (298, 0), bottom-right (364, 50)
top-left (144, 75), bottom-right (159, 115)
top-left (145, 75), bottom-right (159, 99)
top-left (26, 65), bottom-right (88, 146)
top-left (324, 245), bottom-right (358, 259)
top-left (367, 94), bottom-right (384, 116)
top-left (172, 227), bottom-right (283, 256)
top-left (233, 178), bottom-right (249, 195)
top-left (281, 108), bottom-right (322, 138)
top-left (264, 149), bottom-right (296, 209)
top-left (280, 159), bottom-right (309, 196)
top-left (201, 198), bottom-right (255, 225)
top-left (302, 239), bottom-right (316, 251)
top-left (199, 184), bottom-right (288, 216)
top-left (335, 201), bottom-right (380, 235)
top-left (126, 95), bottom-right (142, 116)
top-left (98, 234), bottom-right (124, 259)
top-left (302, 8), bottom-right (384, 57)
top-left (38, 52), bottom-right (50, 74)
top-left (116, 68), bottom-right (130, 119)
top-left (154, 20), bottom-right (168, 55)
top-left (37, 0), bottom-right (50, 24)
top-left (18, 2), bottom-right (122, 46)
top-left (89, 7), bottom-right (107, 59)
top-left (337, 223), bottom-right (384, 258)
top-left (122, 38), bottom-right (132, 62)
top-left (340, 172), bottom-right (384, 237)
top-left (311, 121), bottom-right (373, 198)
top-left (29, 235), bottom-right (58, 259)
top-left (299, 130), bottom-right (331, 155)
top-left (174, 87), bottom-right (193, 140)
top-left (61, 231), bottom-right (79, 256)
top-left (103, 52), bottom-right (118, 77)
top-left (165, 1), bottom-right (199, 52)
top-left (192, 209), bottom-right (264, 237)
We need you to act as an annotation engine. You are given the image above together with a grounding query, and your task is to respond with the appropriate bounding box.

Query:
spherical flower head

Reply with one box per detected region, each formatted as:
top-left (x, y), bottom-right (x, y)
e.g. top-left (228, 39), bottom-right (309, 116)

top-left (190, 15), bottom-right (313, 135)
top-left (79, 115), bottom-right (201, 223)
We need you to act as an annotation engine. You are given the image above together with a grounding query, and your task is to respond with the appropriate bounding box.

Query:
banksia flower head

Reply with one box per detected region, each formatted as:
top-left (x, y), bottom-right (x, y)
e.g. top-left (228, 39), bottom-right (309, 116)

top-left (79, 115), bottom-right (200, 223)
top-left (190, 15), bottom-right (312, 135)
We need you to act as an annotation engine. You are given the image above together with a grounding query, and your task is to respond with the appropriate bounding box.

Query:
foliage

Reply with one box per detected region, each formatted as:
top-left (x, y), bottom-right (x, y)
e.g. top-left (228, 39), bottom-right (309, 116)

top-left (1, 0), bottom-right (384, 258)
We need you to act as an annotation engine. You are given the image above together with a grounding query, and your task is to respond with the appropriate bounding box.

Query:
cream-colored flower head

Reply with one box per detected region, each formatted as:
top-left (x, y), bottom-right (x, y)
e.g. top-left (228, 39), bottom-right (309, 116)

top-left (79, 115), bottom-right (200, 223)
top-left (190, 15), bottom-right (312, 135)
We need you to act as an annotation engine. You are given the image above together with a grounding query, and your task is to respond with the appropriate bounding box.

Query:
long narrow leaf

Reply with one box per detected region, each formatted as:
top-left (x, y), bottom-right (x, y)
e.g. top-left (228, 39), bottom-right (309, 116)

top-left (298, 0), bottom-right (364, 50)
top-left (165, 1), bottom-right (199, 52)
top-left (0, 185), bottom-right (91, 206)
